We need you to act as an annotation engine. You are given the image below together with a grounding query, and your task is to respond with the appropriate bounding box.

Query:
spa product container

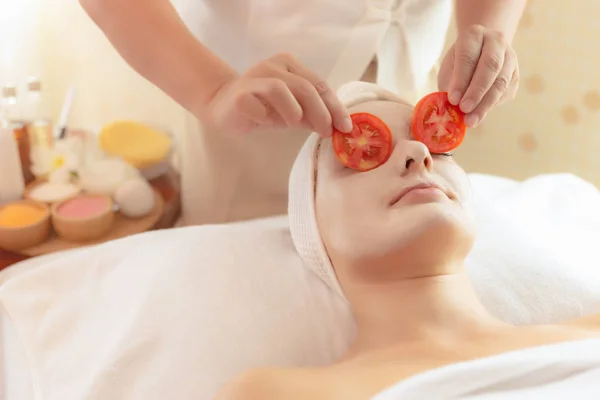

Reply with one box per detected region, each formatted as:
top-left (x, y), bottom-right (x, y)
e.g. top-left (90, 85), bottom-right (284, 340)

top-left (0, 200), bottom-right (51, 250)
top-left (0, 88), bottom-right (25, 204)
top-left (51, 195), bottom-right (115, 242)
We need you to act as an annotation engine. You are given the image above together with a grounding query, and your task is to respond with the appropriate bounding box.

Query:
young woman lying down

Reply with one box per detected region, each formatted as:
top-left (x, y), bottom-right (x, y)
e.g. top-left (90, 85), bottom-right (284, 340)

top-left (216, 83), bottom-right (600, 400)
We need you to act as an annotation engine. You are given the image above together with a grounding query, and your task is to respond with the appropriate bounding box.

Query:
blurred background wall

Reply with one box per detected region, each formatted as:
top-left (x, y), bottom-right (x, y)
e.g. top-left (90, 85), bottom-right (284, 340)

top-left (0, 0), bottom-right (186, 134)
top-left (2, 0), bottom-right (599, 185)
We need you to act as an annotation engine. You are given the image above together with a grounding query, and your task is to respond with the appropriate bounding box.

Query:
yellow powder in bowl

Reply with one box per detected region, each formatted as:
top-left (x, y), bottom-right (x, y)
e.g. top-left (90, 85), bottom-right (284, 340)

top-left (0, 203), bottom-right (47, 228)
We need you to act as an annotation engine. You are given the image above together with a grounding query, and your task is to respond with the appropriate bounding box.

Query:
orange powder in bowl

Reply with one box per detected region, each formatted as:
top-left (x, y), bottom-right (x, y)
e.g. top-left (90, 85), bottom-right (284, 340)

top-left (0, 203), bottom-right (48, 228)
top-left (57, 195), bottom-right (110, 219)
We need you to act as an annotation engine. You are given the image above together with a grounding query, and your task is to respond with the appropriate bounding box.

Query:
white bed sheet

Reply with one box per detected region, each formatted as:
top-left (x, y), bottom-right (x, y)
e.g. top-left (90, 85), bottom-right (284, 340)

top-left (1, 250), bottom-right (85, 399)
top-left (2, 309), bottom-right (34, 400)
top-left (373, 338), bottom-right (600, 399)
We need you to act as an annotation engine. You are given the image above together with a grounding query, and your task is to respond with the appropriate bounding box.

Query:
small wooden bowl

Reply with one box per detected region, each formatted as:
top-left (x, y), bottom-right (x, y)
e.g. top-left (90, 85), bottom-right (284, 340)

top-left (51, 194), bottom-right (115, 242)
top-left (0, 200), bottom-right (51, 251)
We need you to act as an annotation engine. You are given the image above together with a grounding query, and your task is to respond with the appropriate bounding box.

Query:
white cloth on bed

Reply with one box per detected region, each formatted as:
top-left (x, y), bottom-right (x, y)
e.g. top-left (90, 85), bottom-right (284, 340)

top-left (1, 311), bottom-right (33, 400)
top-left (2, 172), bottom-right (600, 400)
top-left (0, 217), bottom-right (353, 400)
top-left (467, 173), bottom-right (600, 325)
top-left (373, 338), bottom-right (600, 399)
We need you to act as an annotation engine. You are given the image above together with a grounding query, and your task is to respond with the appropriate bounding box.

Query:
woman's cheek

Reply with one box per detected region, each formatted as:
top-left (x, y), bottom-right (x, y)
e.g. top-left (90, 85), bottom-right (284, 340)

top-left (438, 164), bottom-right (471, 202)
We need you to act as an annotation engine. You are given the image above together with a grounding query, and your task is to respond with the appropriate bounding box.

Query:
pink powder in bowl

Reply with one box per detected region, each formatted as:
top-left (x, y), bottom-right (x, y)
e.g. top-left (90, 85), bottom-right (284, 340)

top-left (57, 195), bottom-right (110, 219)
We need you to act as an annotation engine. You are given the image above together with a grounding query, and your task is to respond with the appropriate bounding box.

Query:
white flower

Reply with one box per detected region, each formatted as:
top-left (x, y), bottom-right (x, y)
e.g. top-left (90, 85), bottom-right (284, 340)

top-left (30, 137), bottom-right (84, 183)
top-left (78, 157), bottom-right (140, 196)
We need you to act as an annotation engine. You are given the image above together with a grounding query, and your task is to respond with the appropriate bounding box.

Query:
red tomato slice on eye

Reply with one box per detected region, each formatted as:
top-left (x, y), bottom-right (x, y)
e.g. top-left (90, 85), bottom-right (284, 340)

top-left (332, 113), bottom-right (393, 172)
top-left (412, 92), bottom-right (466, 153)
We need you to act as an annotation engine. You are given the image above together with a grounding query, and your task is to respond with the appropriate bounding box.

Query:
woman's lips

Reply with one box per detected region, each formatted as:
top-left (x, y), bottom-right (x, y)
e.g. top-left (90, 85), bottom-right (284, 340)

top-left (390, 182), bottom-right (449, 206)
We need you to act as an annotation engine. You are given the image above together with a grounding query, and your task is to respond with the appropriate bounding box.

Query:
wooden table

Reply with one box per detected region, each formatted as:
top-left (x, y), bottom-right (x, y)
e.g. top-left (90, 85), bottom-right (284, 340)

top-left (0, 168), bottom-right (181, 273)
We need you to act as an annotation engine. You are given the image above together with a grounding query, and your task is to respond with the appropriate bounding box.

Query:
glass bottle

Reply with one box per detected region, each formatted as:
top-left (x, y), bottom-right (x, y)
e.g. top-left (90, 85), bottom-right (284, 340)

top-left (24, 77), bottom-right (53, 149)
top-left (1, 85), bottom-right (33, 184)
top-left (0, 92), bottom-right (25, 204)
top-left (1, 85), bottom-right (20, 121)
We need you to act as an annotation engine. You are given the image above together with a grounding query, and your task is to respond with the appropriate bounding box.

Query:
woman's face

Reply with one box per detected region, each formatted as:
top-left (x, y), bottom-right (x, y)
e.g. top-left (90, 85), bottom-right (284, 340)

top-left (315, 100), bottom-right (475, 286)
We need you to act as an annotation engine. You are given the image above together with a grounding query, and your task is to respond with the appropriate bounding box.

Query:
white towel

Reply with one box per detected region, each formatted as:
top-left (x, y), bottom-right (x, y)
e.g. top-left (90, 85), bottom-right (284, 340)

top-left (467, 173), bottom-right (600, 325)
top-left (373, 338), bottom-right (600, 399)
top-left (0, 218), bottom-right (354, 400)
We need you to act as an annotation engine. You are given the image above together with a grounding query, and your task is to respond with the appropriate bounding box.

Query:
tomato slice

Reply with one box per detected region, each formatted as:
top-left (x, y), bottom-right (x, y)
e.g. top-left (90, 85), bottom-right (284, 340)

top-left (411, 92), bottom-right (466, 154)
top-left (332, 113), bottom-right (393, 172)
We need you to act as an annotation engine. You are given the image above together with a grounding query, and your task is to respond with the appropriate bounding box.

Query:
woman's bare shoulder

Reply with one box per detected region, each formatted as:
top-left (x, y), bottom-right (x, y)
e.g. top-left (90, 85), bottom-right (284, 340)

top-left (560, 313), bottom-right (600, 331)
top-left (214, 369), bottom-right (277, 400)
top-left (214, 367), bottom-right (320, 400)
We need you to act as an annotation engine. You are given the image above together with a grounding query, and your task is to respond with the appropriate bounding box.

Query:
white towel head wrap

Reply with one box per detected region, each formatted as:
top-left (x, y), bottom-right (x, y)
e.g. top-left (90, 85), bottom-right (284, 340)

top-left (288, 82), bottom-right (412, 300)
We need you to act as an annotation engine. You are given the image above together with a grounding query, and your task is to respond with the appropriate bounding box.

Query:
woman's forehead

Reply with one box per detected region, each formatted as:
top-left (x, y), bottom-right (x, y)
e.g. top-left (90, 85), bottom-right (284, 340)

top-left (318, 100), bottom-right (414, 172)
top-left (347, 100), bottom-right (414, 138)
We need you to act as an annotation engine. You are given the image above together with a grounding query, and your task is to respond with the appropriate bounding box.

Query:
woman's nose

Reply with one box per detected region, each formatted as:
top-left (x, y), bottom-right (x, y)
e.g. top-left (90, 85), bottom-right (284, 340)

top-left (398, 141), bottom-right (432, 176)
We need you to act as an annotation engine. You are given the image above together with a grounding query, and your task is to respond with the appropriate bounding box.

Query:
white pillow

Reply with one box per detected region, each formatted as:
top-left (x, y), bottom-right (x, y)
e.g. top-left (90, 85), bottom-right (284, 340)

top-left (0, 217), bottom-right (353, 400)
top-left (2, 173), bottom-right (600, 399)
top-left (468, 173), bottom-right (600, 324)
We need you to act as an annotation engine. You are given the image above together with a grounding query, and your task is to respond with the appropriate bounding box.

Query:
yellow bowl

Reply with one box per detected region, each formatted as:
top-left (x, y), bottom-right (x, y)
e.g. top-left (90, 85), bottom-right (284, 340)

top-left (51, 194), bottom-right (115, 242)
top-left (98, 121), bottom-right (172, 169)
top-left (0, 200), bottom-right (51, 251)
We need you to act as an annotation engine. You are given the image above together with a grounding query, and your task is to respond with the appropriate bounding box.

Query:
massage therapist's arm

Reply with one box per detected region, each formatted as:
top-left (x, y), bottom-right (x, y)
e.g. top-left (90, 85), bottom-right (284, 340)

top-left (79, 0), bottom-right (235, 122)
top-left (80, 0), bottom-right (350, 136)
top-left (455, 0), bottom-right (527, 43)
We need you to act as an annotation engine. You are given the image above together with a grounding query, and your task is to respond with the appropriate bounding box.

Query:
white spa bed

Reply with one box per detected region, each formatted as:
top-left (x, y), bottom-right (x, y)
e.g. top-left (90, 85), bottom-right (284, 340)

top-left (2, 311), bottom-right (34, 399)
top-left (2, 173), bottom-right (600, 400)
top-left (2, 250), bottom-right (82, 399)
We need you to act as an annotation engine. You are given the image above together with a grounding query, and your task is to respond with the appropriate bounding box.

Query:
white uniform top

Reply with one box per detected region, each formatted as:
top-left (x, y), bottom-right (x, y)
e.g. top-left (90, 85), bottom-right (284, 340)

top-left (171, 0), bottom-right (452, 225)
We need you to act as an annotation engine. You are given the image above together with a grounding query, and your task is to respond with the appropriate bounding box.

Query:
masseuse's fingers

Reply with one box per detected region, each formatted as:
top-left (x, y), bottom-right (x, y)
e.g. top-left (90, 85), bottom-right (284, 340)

top-left (281, 72), bottom-right (334, 136)
top-left (465, 49), bottom-right (517, 127)
top-left (447, 25), bottom-right (485, 107)
top-left (499, 59), bottom-right (520, 104)
top-left (252, 78), bottom-right (303, 127)
top-left (459, 32), bottom-right (506, 115)
top-left (277, 53), bottom-right (352, 136)
top-left (234, 84), bottom-right (272, 125)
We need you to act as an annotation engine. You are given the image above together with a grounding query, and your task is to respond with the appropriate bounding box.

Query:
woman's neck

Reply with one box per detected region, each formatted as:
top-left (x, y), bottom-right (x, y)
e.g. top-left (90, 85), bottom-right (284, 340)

top-left (345, 267), bottom-right (509, 355)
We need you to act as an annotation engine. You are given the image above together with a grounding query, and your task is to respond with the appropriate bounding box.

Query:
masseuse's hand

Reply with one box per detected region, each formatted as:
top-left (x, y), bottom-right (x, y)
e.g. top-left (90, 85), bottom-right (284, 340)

top-left (438, 24), bottom-right (519, 128)
top-left (206, 53), bottom-right (352, 137)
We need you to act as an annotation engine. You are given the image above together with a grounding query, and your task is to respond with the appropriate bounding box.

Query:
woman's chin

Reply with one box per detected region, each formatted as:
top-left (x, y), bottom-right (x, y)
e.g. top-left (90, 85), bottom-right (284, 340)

top-left (388, 209), bottom-right (475, 263)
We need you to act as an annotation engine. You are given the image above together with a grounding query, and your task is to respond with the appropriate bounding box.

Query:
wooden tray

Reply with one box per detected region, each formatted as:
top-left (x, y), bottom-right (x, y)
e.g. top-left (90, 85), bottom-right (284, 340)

top-left (19, 190), bottom-right (164, 257)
